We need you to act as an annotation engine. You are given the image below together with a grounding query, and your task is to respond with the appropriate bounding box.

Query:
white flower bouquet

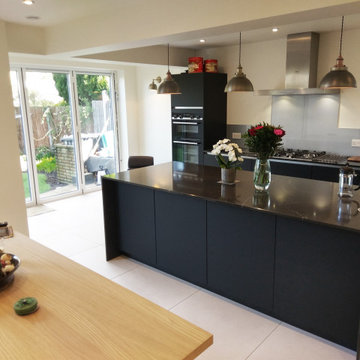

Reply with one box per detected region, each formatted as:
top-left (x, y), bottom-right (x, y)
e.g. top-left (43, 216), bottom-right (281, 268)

top-left (211, 139), bottom-right (244, 169)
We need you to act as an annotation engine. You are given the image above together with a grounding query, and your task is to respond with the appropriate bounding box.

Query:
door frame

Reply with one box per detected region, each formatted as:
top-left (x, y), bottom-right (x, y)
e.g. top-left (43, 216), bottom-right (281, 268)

top-left (11, 66), bottom-right (121, 205)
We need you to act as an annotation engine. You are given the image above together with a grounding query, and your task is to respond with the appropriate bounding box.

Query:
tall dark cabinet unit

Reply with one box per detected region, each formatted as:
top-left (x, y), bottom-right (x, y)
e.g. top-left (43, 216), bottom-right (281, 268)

top-left (171, 73), bottom-right (227, 165)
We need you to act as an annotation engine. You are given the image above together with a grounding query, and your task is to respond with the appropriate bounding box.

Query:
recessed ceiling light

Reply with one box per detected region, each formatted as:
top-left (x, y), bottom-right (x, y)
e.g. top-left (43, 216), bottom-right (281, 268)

top-left (272, 27), bottom-right (279, 33)
top-left (26, 16), bottom-right (39, 20)
top-left (200, 39), bottom-right (206, 43)
top-left (23, 0), bottom-right (34, 5)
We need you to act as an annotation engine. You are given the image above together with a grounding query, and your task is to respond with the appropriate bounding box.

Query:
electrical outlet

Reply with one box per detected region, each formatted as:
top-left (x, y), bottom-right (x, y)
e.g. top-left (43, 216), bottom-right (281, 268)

top-left (232, 132), bottom-right (241, 139)
top-left (351, 139), bottom-right (360, 147)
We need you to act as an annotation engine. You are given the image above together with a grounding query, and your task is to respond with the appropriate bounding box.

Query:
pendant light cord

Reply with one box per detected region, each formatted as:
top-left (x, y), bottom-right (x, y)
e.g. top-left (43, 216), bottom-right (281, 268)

top-left (339, 16), bottom-right (344, 57)
top-left (167, 44), bottom-right (170, 72)
top-left (238, 32), bottom-right (242, 66)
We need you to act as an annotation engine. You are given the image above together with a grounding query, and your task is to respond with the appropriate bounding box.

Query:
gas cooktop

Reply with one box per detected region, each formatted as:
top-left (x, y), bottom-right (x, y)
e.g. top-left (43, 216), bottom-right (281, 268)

top-left (272, 148), bottom-right (348, 165)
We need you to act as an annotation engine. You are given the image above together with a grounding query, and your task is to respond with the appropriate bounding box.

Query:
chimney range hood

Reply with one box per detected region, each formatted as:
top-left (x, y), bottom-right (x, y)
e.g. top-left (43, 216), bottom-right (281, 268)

top-left (255, 32), bottom-right (339, 96)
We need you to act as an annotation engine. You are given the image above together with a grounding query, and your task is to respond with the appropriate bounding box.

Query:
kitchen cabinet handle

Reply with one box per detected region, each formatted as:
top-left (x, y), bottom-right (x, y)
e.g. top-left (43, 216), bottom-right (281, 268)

top-left (172, 121), bottom-right (199, 125)
top-left (173, 140), bottom-right (200, 145)
top-left (173, 106), bottom-right (203, 110)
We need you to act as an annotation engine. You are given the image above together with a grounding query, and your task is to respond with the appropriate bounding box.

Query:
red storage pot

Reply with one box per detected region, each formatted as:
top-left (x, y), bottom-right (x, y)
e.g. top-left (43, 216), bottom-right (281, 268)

top-left (188, 57), bottom-right (203, 73)
top-left (204, 59), bottom-right (218, 73)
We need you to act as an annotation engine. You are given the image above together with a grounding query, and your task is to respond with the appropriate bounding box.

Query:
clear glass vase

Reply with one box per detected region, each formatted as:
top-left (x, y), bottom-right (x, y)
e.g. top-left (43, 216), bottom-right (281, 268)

top-left (253, 158), bottom-right (271, 191)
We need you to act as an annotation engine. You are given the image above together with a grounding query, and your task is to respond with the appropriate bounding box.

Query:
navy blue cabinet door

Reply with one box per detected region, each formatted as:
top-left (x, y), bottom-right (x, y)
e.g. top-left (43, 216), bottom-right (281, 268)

top-left (207, 201), bottom-right (276, 313)
top-left (155, 191), bottom-right (207, 286)
top-left (274, 216), bottom-right (360, 350)
top-left (104, 180), bottom-right (156, 266)
top-left (311, 164), bottom-right (339, 182)
top-left (270, 161), bottom-right (312, 179)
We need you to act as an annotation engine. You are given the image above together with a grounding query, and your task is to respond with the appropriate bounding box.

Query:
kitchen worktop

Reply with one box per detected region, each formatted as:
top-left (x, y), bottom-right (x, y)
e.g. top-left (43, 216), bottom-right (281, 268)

top-left (106, 161), bottom-right (360, 233)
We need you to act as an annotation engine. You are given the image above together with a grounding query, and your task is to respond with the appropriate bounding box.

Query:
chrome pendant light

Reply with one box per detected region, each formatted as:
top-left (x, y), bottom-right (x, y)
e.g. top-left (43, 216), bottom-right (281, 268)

top-left (148, 76), bottom-right (162, 90)
top-left (225, 32), bottom-right (254, 92)
top-left (157, 44), bottom-right (181, 94)
top-left (319, 16), bottom-right (357, 89)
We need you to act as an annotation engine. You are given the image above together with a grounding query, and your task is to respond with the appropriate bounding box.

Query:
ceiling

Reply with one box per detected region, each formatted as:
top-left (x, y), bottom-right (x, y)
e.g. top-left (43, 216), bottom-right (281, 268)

top-left (1, 0), bottom-right (360, 52)
top-left (0, 0), bottom-right (139, 26)
top-left (172, 13), bottom-right (360, 49)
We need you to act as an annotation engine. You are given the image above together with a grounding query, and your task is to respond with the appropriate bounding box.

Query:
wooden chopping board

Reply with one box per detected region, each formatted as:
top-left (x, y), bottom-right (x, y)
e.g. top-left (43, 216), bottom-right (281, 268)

top-left (348, 156), bottom-right (360, 162)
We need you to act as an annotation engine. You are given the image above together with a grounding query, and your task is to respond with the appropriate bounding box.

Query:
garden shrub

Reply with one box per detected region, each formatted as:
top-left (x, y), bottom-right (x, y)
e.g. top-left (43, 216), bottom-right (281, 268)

top-left (37, 157), bottom-right (57, 173)
top-left (36, 146), bottom-right (55, 161)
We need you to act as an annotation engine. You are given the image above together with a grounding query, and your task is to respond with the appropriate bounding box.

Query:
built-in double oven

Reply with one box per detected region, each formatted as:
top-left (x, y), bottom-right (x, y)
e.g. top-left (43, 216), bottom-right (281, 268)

top-left (171, 106), bottom-right (204, 164)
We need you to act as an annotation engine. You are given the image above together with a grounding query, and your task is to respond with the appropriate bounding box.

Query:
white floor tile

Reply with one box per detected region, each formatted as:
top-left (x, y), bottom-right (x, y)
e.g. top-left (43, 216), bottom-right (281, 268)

top-left (247, 323), bottom-right (356, 360)
top-left (171, 290), bottom-right (281, 360)
top-left (70, 245), bottom-right (138, 279)
top-left (34, 231), bottom-right (99, 258)
top-left (112, 265), bottom-right (199, 310)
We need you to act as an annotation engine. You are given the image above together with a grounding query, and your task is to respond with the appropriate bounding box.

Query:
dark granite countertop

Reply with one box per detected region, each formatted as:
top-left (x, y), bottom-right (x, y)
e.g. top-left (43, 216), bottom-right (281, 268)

top-left (105, 162), bottom-right (360, 233)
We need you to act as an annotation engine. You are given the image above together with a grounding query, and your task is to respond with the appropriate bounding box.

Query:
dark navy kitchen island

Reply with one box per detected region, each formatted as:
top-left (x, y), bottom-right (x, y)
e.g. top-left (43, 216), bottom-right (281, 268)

top-left (102, 162), bottom-right (360, 351)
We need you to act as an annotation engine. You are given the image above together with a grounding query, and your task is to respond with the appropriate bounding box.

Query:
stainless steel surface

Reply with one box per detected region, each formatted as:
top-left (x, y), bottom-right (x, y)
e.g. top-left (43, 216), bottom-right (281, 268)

top-left (172, 121), bottom-right (199, 125)
top-left (285, 32), bottom-right (319, 89)
top-left (173, 106), bottom-right (203, 110)
top-left (272, 148), bottom-right (348, 165)
top-left (172, 114), bottom-right (203, 120)
top-left (173, 140), bottom-right (200, 145)
top-left (255, 88), bottom-right (340, 95)
top-left (255, 32), bottom-right (340, 96)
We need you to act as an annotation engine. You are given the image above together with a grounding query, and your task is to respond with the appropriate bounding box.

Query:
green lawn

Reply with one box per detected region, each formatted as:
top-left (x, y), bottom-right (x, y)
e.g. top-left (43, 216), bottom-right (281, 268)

top-left (22, 172), bottom-right (51, 199)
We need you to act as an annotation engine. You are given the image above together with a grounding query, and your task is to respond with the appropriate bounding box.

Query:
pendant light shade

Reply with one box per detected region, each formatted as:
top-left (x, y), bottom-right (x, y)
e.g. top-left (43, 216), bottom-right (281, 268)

top-left (148, 76), bottom-right (162, 90)
top-left (157, 45), bottom-right (181, 94)
top-left (225, 32), bottom-right (254, 92)
top-left (319, 16), bottom-right (357, 89)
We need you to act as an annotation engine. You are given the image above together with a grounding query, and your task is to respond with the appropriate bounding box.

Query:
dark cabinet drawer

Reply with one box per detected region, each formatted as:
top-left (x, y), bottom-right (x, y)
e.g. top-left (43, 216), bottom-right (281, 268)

top-left (242, 158), bottom-right (256, 171)
top-left (311, 164), bottom-right (340, 182)
top-left (271, 161), bottom-right (312, 179)
top-left (207, 201), bottom-right (275, 313)
top-left (104, 181), bottom-right (156, 265)
top-left (274, 216), bottom-right (360, 350)
top-left (203, 153), bottom-right (218, 167)
top-left (171, 74), bottom-right (204, 107)
top-left (155, 191), bottom-right (207, 286)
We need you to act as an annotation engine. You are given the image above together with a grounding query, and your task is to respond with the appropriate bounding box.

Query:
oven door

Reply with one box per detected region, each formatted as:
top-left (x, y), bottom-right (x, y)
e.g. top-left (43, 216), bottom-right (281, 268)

top-left (172, 120), bottom-right (202, 142)
top-left (172, 140), bottom-right (203, 164)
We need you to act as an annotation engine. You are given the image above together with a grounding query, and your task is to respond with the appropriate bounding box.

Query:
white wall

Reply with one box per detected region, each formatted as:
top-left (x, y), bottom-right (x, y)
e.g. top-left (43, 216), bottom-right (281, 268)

top-left (0, 21), bottom-right (28, 235)
top-left (135, 65), bottom-right (186, 164)
top-left (199, 28), bottom-right (360, 129)
top-left (318, 29), bottom-right (360, 128)
top-left (198, 38), bottom-right (285, 125)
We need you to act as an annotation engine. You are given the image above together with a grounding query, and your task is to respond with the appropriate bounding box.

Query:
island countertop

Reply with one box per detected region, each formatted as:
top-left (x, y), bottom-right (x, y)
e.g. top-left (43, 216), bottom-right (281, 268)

top-left (105, 161), bottom-right (360, 234)
top-left (102, 161), bottom-right (360, 350)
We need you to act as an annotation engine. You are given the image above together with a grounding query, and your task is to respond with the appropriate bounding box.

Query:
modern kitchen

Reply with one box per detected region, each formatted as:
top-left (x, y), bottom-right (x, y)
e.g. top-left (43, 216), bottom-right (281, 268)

top-left (1, 1), bottom-right (360, 359)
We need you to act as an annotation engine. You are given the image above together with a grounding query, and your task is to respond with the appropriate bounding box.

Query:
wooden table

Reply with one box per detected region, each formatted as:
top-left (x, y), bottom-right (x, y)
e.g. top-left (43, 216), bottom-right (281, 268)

top-left (0, 234), bottom-right (212, 359)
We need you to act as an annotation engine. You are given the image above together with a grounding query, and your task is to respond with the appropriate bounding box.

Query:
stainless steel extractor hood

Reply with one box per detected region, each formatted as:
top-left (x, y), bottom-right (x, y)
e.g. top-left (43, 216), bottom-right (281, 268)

top-left (255, 32), bottom-right (339, 96)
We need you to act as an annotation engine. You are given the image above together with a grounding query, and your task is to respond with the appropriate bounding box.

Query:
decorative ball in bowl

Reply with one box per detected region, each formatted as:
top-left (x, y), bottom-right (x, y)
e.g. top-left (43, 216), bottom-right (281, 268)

top-left (0, 253), bottom-right (20, 290)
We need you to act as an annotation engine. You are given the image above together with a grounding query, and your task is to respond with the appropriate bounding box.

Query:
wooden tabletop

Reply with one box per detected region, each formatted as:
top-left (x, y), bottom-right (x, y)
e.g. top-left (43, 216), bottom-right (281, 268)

top-left (0, 234), bottom-right (212, 359)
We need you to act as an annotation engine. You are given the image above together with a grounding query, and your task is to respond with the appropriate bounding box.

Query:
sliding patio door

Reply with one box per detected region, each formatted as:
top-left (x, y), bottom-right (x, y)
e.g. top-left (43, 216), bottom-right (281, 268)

top-left (10, 70), bottom-right (34, 204)
top-left (23, 70), bottom-right (80, 202)
top-left (74, 73), bottom-right (118, 189)
top-left (10, 68), bottom-right (119, 206)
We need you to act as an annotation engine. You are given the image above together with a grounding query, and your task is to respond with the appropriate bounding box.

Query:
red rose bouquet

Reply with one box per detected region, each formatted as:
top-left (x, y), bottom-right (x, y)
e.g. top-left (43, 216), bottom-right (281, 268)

top-left (244, 122), bottom-right (285, 160)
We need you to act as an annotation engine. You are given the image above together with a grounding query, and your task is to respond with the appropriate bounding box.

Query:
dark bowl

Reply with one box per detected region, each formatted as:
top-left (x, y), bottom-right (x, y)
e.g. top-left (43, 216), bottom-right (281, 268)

top-left (0, 254), bottom-right (20, 291)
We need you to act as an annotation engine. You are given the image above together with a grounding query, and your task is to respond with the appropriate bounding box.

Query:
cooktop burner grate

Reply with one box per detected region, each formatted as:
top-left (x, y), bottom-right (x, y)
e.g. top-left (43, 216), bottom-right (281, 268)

top-left (273, 148), bottom-right (348, 164)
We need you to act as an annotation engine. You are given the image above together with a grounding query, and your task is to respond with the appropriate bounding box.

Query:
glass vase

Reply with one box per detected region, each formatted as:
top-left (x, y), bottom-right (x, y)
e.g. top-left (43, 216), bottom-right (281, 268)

top-left (253, 158), bottom-right (271, 191)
